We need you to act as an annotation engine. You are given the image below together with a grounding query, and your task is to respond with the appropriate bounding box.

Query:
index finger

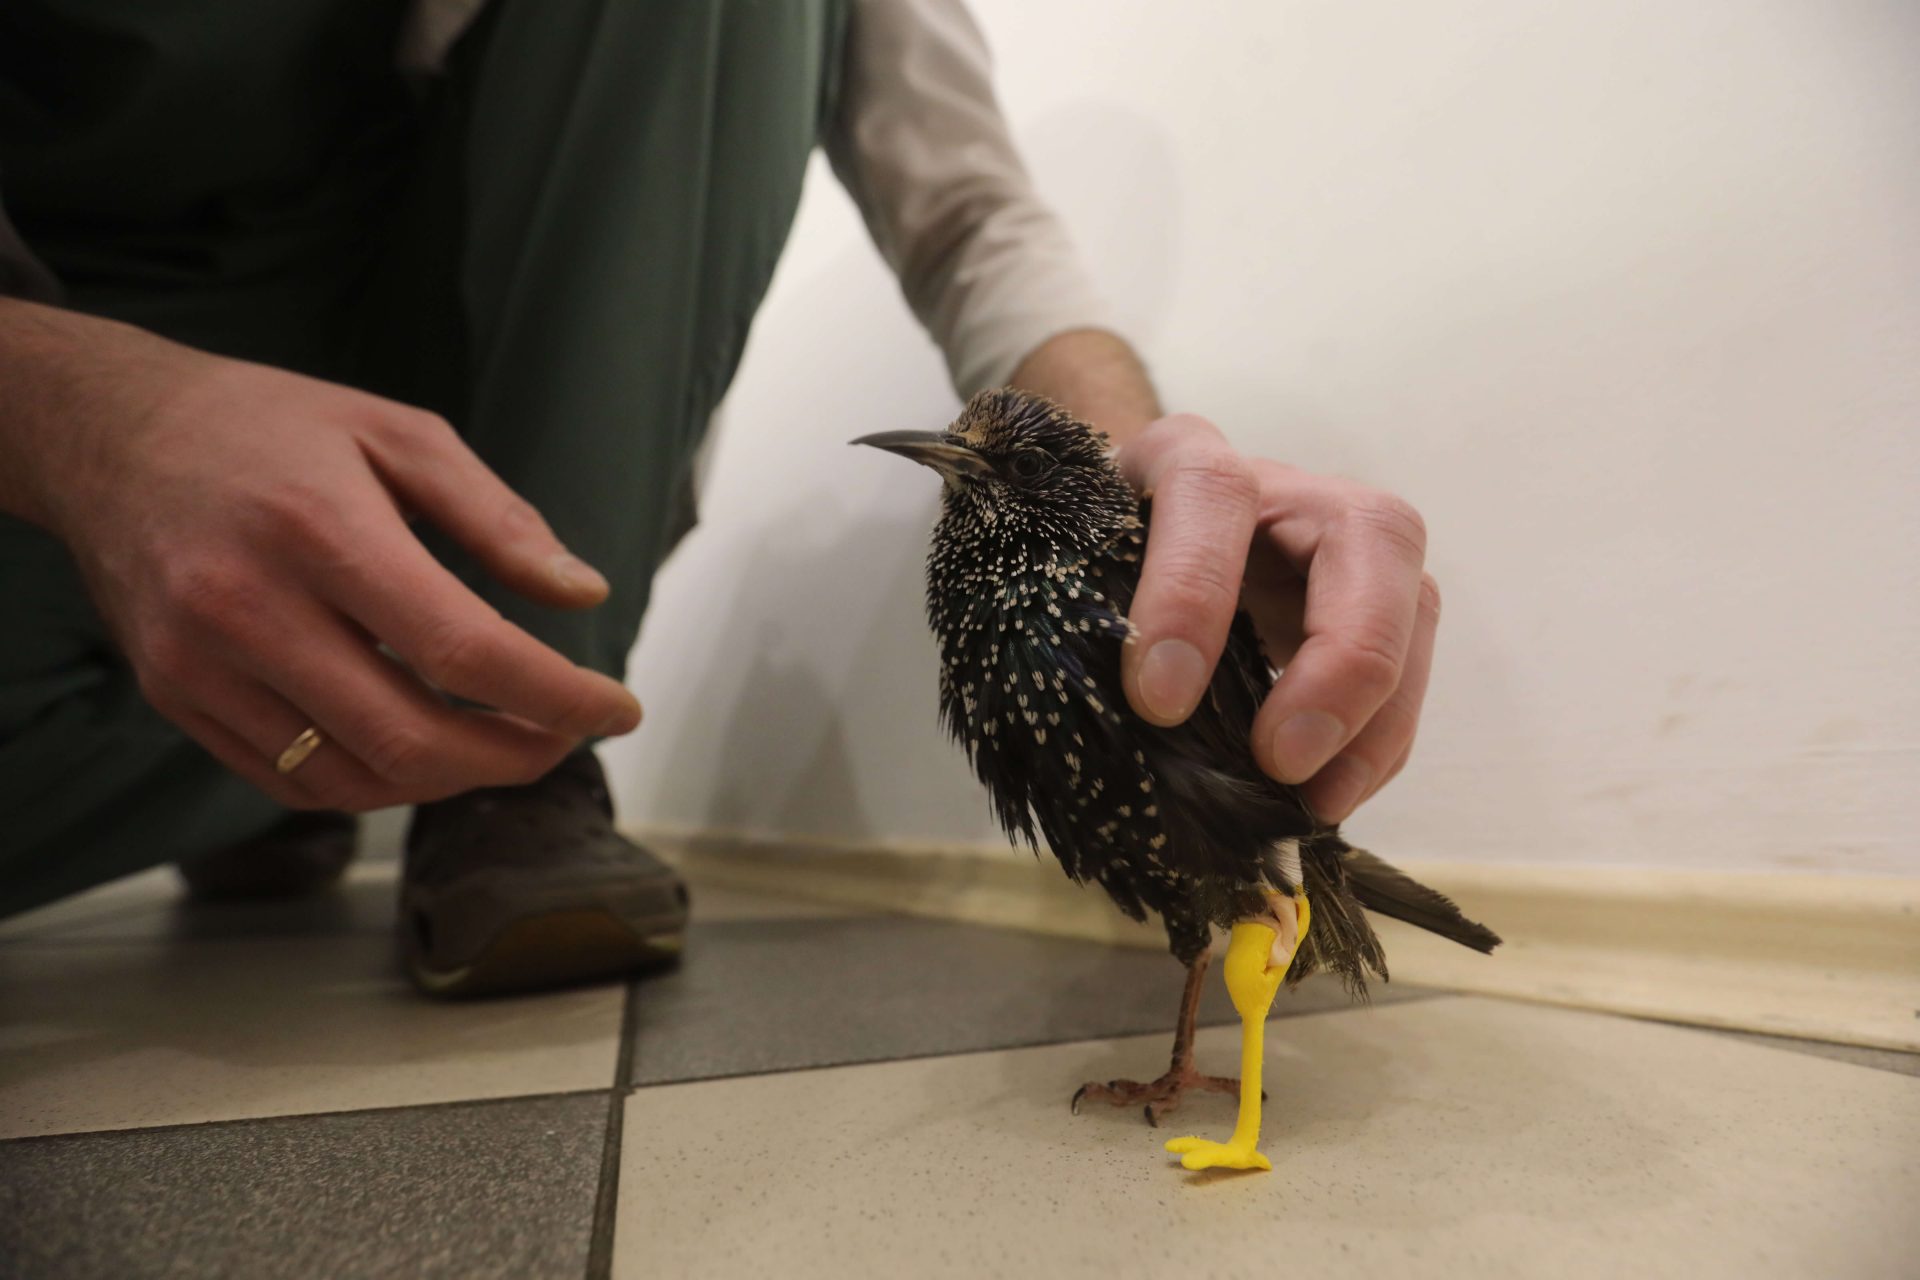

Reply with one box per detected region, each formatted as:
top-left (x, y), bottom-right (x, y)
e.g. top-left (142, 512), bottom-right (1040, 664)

top-left (1250, 480), bottom-right (1427, 785)
top-left (1116, 415), bottom-right (1261, 726)
top-left (307, 499), bottom-right (642, 739)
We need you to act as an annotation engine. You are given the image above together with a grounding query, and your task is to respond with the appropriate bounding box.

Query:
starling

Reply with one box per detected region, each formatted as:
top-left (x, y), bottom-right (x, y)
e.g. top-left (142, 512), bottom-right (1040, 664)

top-left (857, 389), bottom-right (1500, 1172)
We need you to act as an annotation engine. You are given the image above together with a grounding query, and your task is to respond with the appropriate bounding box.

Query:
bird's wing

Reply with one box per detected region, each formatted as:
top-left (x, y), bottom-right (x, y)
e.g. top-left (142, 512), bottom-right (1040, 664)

top-left (1140, 610), bottom-right (1321, 896)
top-left (934, 545), bottom-right (1178, 922)
top-left (1040, 517), bottom-right (1317, 910)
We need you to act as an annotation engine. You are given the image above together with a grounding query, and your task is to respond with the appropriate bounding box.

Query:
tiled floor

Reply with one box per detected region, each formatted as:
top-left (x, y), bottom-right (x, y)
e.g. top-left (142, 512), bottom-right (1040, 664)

top-left (2, 861), bottom-right (1916, 1279)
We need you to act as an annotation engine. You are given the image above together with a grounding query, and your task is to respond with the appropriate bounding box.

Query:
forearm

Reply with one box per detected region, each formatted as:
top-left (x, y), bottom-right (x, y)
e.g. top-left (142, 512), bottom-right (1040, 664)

top-left (1006, 328), bottom-right (1163, 445)
top-left (0, 297), bottom-right (179, 531)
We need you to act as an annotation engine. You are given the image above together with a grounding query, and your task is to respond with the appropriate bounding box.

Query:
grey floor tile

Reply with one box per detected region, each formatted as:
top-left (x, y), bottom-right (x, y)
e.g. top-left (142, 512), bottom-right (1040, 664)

top-left (0, 1092), bottom-right (609, 1280)
top-left (627, 914), bottom-right (1432, 1087)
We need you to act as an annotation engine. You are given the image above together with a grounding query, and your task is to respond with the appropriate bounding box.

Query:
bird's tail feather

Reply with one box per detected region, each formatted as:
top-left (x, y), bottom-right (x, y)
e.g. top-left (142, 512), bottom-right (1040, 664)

top-left (1294, 853), bottom-right (1387, 999)
top-left (1287, 835), bottom-right (1502, 999)
top-left (1336, 843), bottom-right (1503, 955)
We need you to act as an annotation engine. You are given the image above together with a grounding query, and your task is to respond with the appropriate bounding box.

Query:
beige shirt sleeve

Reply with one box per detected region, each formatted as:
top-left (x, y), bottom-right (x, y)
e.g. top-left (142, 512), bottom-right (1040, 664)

top-left (825, 0), bottom-right (1115, 398)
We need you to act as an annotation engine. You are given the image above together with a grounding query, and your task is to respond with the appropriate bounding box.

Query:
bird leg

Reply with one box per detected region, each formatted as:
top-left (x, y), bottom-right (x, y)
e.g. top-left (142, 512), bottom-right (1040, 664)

top-left (1164, 890), bottom-right (1310, 1173)
top-left (1071, 950), bottom-right (1240, 1126)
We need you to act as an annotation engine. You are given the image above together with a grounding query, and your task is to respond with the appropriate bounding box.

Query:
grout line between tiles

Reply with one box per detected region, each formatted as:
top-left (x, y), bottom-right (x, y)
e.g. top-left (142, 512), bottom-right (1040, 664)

top-left (0, 1086), bottom-right (614, 1148)
top-left (584, 978), bottom-right (643, 1280)
top-left (624, 989), bottom-right (1457, 1094)
top-left (1651, 1017), bottom-right (1920, 1079)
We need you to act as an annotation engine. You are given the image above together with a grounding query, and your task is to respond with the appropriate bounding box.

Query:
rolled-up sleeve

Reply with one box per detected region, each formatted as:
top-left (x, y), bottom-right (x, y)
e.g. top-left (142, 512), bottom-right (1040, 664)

top-left (825, 0), bottom-right (1114, 397)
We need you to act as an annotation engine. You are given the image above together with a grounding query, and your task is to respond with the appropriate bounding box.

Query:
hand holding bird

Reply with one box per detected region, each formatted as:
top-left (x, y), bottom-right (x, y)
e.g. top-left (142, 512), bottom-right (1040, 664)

top-left (1113, 413), bottom-right (1442, 826)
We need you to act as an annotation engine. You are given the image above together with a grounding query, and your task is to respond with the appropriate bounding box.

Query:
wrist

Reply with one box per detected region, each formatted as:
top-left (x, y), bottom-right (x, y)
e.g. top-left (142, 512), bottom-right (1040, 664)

top-left (0, 298), bottom-right (186, 533)
top-left (1006, 328), bottom-right (1162, 444)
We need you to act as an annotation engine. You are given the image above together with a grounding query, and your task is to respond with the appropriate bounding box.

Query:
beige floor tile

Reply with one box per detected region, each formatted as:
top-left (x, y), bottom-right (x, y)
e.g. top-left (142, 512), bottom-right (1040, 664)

top-left (0, 931), bottom-right (623, 1139)
top-left (614, 996), bottom-right (1920, 1280)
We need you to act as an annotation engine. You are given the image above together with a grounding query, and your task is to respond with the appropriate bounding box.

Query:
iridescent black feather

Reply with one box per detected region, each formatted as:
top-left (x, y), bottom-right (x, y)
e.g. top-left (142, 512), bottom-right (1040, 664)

top-left (903, 389), bottom-right (1498, 992)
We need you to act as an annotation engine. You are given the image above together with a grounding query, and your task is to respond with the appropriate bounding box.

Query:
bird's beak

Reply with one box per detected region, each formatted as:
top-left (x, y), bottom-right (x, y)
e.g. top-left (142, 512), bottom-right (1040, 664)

top-left (851, 430), bottom-right (992, 481)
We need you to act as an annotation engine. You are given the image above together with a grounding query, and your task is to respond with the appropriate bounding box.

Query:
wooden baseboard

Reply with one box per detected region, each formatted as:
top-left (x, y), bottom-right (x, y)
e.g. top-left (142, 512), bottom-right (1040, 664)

top-left (630, 827), bottom-right (1920, 1053)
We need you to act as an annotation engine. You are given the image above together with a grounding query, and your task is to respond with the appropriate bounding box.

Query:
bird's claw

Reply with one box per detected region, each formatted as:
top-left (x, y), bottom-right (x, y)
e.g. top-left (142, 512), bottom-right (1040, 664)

top-left (1164, 1135), bottom-right (1272, 1172)
top-left (1071, 1070), bottom-right (1239, 1125)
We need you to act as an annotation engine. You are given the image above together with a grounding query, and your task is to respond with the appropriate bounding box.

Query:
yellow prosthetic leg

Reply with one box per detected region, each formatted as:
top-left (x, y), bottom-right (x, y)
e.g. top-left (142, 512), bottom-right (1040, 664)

top-left (1164, 891), bottom-right (1310, 1172)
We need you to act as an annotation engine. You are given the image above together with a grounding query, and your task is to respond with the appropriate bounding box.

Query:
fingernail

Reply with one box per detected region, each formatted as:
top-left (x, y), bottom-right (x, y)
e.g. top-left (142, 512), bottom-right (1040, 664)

top-left (1270, 710), bottom-right (1346, 782)
top-left (1311, 754), bottom-right (1374, 824)
top-left (1136, 639), bottom-right (1207, 723)
top-left (551, 552), bottom-right (609, 594)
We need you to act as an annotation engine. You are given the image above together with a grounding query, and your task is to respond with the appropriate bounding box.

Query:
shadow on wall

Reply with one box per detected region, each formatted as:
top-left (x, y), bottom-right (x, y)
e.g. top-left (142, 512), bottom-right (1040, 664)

top-left (695, 548), bottom-right (925, 840)
top-left (612, 96), bottom-right (1188, 846)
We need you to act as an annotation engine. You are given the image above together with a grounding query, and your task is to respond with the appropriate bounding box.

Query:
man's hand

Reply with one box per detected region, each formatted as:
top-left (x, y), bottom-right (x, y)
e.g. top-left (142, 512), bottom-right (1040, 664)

top-left (0, 300), bottom-right (641, 812)
top-left (1116, 415), bottom-right (1437, 824)
top-left (1008, 329), bottom-right (1438, 824)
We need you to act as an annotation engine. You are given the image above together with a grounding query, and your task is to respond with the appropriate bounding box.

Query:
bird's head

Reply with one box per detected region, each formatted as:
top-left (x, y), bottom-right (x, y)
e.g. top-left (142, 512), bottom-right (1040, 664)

top-left (854, 389), bottom-right (1138, 557)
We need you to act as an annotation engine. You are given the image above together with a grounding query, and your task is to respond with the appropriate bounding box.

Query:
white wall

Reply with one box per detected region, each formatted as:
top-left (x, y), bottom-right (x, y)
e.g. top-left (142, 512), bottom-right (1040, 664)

top-left (604, 0), bottom-right (1920, 876)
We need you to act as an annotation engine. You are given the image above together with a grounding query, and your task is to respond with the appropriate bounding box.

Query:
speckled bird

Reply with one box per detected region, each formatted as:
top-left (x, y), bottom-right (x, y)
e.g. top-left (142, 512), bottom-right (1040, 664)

top-left (857, 389), bottom-right (1499, 1161)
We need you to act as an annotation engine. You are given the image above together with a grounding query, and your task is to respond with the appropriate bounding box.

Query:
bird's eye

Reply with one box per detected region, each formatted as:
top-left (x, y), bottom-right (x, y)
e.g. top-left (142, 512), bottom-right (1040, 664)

top-left (1009, 450), bottom-right (1052, 482)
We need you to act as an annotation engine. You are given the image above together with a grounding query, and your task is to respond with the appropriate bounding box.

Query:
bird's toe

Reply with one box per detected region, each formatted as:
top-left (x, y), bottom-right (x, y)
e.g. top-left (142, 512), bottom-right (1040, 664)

top-left (1163, 1136), bottom-right (1271, 1172)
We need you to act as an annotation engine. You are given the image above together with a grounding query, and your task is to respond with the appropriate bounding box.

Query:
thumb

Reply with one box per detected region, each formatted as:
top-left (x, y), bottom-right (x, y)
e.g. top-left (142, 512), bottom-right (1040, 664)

top-left (358, 407), bottom-right (611, 610)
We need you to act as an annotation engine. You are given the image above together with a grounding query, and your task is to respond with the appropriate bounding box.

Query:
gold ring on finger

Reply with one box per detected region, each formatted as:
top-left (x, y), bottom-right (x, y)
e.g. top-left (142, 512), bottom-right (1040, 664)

top-left (275, 726), bottom-right (325, 775)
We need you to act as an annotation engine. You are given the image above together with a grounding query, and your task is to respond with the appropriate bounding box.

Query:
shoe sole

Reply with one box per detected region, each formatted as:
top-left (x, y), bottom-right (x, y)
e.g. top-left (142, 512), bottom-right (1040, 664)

top-left (406, 906), bottom-right (685, 999)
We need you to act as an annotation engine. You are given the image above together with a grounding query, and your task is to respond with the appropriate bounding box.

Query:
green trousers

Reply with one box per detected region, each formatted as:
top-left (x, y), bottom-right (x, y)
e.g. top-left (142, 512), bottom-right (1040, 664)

top-left (0, 0), bottom-right (843, 917)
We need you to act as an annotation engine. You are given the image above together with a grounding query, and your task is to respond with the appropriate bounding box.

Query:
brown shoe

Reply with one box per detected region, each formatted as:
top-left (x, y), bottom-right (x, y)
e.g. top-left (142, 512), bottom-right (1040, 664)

top-left (176, 811), bottom-right (359, 902)
top-left (400, 750), bottom-right (689, 998)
